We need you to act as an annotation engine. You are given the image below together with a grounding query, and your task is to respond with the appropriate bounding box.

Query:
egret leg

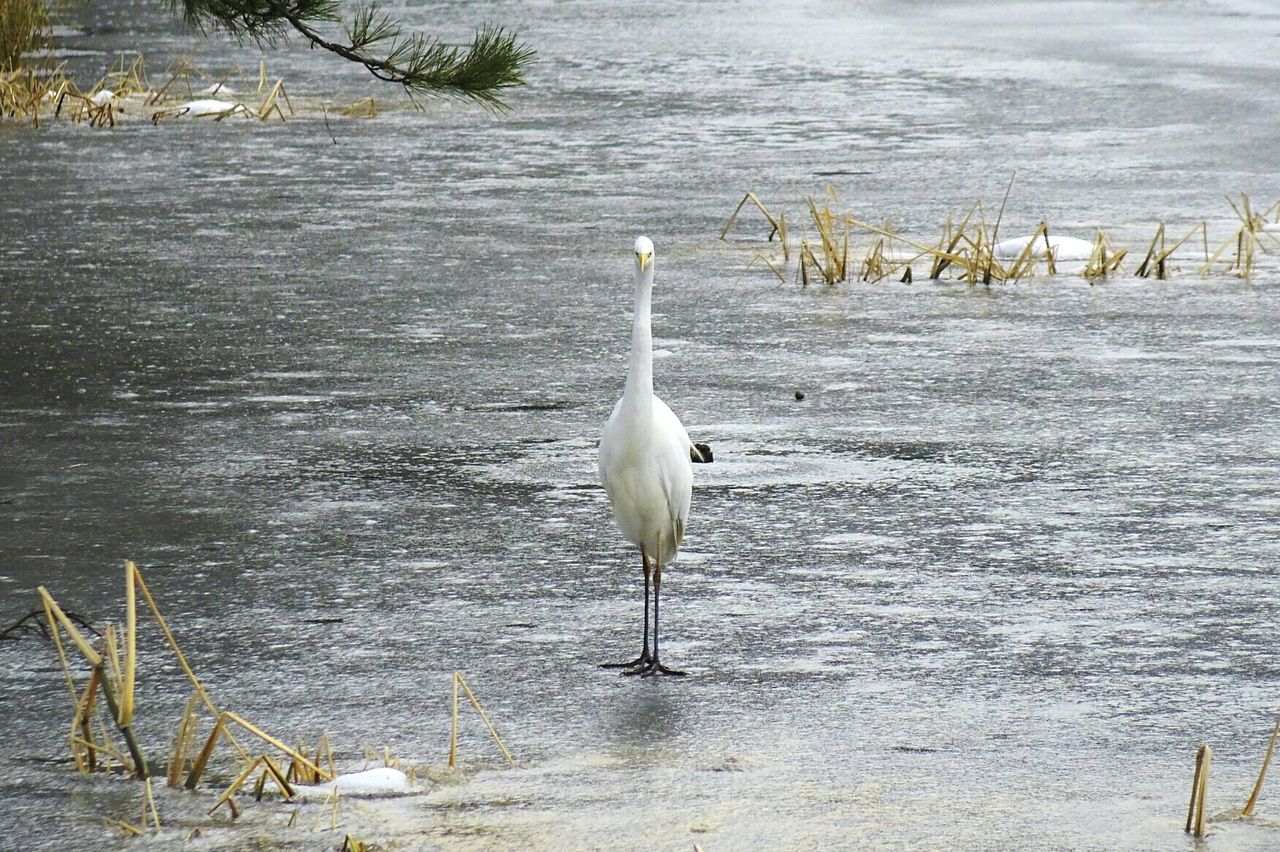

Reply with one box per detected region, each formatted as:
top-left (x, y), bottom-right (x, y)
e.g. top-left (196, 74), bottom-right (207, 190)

top-left (600, 547), bottom-right (653, 670)
top-left (628, 540), bottom-right (686, 678)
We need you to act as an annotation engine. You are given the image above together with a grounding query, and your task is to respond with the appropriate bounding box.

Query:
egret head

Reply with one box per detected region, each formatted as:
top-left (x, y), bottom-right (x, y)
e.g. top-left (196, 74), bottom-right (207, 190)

top-left (634, 236), bottom-right (655, 274)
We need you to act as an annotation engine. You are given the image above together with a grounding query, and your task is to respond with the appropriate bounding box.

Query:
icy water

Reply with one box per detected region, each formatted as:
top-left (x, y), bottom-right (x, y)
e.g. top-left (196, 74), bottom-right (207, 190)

top-left (3, 0), bottom-right (1280, 849)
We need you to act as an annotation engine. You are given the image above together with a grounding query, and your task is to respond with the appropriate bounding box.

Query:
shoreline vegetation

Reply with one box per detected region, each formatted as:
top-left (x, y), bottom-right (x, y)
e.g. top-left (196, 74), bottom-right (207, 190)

top-left (1, 0), bottom-right (532, 125)
top-left (724, 190), bottom-right (1280, 285)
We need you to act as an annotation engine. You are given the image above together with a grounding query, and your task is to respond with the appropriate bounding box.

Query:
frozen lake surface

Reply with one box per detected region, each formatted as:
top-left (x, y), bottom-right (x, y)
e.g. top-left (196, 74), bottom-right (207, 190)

top-left (2, 0), bottom-right (1280, 849)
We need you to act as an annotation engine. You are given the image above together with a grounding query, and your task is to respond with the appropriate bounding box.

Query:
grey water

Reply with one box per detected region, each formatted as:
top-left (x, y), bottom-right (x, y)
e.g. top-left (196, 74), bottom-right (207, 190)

top-left (3, 0), bottom-right (1280, 848)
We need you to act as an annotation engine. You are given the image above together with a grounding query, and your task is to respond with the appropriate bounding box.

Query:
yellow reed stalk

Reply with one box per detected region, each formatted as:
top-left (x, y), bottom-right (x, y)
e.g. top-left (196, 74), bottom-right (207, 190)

top-left (456, 673), bottom-right (517, 766)
top-left (121, 561), bottom-right (138, 727)
top-left (742, 253), bottom-right (787, 284)
top-left (1003, 222), bottom-right (1049, 281)
top-left (127, 564), bottom-right (238, 763)
top-left (983, 173), bottom-right (1016, 284)
top-left (38, 586), bottom-right (102, 667)
top-left (845, 215), bottom-right (973, 270)
top-left (1084, 230), bottom-right (1108, 279)
top-left (1243, 716), bottom-right (1280, 817)
top-left (1139, 222), bottom-right (1205, 279)
top-left (1134, 222), bottom-right (1166, 278)
top-left (860, 239), bottom-right (885, 282)
top-left (104, 817), bottom-right (142, 836)
top-left (224, 711), bottom-right (332, 781)
top-left (319, 733), bottom-right (335, 779)
top-left (92, 658), bottom-right (149, 778)
top-left (1235, 227), bottom-right (1257, 278)
top-left (103, 625), bottom-right (124, 694)
top-left (1199, 231), bottom-right (1236, 276)
top-left (1041, 225), bottom-right (1057, 276)
top-left (185, 712), bottom-right (228, 789)
top-left (261, 753), bottom-right (295, 800)
top-left (72, 734), bottom-right (131, 770)
top-left (1186, 744), bottom-right (1212, 836)
top-left (449, 672), bottom-right (460, 767)
top-left (799, 241), bottom-right (826, 287)
top-left (71, 668), bottom-right (101, 772)
top-left (1225, 193), bottom-right (1252, 228)
top-left (256, 80), bottom-right (292, 121)
top-left (168, 691), bottom-right (201, 787)
top-left (805, 195), bottom-right (845, 284)
top-left (931, 202), bottom-right (984, 279)
top-left (210, 755), bottom-right (264, 815)
top-left (142, 777), bottom-right (161, 829)
top-left (721, 192), bottom-right (788, 259)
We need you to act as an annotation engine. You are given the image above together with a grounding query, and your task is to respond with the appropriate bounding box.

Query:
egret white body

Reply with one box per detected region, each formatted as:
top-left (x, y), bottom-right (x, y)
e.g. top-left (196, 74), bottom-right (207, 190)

top-left (598, 235), bottom-right (704, 676)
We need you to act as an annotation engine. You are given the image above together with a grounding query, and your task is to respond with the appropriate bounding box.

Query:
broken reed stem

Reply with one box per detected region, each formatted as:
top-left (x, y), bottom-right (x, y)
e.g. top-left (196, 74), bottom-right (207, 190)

top-left (456, 673), bottom-right (517, 767)
top-left (224, 711), bottom-right (332, 781)
top-left (127, 562), bottom-right (215, 719)
top-left (984, 172), bottom-right (1017, 284)
top-left (93, 659), bottom-right (150, 778)
top-left (72, 668), bottom-right (101, 772)
top-left (143, 777), bottom-right (161, 829)
top-left (721, 192), bottom-right (787, 260)
top-left (185, 713), bottom-right (228, 789)
top-left (449, 672), bottom-right (460, 768)
top-left (1186, 744), bottom-right (1212, 836)
top-left (211, 755), bottom-right (263, 815)
top-left (167, 691), bottom-right (201, 787)
top-left (122, 561), bottom-right (138, 727)
top-left (1135, 222), bottom-right (1166, 278)
top-left (1244, 716), bottom-right (1280, 818)
top-left (260, 754), bottom-right (295, 800)
top-left (38, 587), bottom-right (103, 667)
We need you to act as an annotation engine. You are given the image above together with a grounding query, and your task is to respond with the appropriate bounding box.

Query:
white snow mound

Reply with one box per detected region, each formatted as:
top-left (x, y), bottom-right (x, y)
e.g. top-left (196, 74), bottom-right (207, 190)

top-left (292, 767), bottom-right (411, 799)
top-left (174, 99), bottom-right (248, 118)
top-left (993, 235), bottom-right (1094, 261)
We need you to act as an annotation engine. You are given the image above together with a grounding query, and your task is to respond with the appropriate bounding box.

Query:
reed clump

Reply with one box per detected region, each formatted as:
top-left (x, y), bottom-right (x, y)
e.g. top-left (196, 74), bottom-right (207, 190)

top-left (723, 190), bottom-right (1278, 286)
top-left (33, 560), bottom-right (518, 840)
top-left (0, 0), bottom-right (50, 70)
top-left (2, 52), bottom-right (297, 125)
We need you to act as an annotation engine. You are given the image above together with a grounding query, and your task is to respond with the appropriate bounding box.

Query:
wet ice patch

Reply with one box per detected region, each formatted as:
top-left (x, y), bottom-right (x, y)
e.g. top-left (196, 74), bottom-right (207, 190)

top-left (816, 532), bottom-right (900, 549)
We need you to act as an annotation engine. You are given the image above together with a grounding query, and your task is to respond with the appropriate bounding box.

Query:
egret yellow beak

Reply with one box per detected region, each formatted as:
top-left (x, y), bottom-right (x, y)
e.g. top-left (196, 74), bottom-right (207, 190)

top-left (639, 252), bottom-right (652, 271)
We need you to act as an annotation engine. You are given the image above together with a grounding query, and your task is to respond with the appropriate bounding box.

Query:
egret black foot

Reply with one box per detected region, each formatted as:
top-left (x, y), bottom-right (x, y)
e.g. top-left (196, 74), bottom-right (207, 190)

top-left (624, 660), bottom-right (687, 677)
top-left (600, 654), bottom-right (651, 670)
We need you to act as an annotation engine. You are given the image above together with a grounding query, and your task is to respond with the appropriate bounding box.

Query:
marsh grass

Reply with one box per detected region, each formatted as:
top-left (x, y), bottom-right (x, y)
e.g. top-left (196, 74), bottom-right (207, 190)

top-left (0, 0), bottom-right (49, 71)
top-left (37, 562), bottom-right (337, 835)
top-left (724, 191), bottom-right (1278, 285)
top-left (2, 51), bottom-right (297, 125)
top-left (35, 560), bottom-right (521, 840)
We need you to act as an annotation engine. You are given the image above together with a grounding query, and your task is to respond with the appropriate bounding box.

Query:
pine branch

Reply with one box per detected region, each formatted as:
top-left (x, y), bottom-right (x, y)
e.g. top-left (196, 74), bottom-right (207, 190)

top-left (175, 0), bottom-right (534, 109)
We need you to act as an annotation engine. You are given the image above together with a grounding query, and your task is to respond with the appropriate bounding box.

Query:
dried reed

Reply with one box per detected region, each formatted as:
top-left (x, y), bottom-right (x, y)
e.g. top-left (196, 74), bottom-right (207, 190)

top-left (448, 671), bottom-right (517, 768)
top-left (1186, 744), bottom-right (1212, 837)
top-left (1243, 716), bottom-right (1280, 818)
top-left (726, 190), bottom-right (1278, 286)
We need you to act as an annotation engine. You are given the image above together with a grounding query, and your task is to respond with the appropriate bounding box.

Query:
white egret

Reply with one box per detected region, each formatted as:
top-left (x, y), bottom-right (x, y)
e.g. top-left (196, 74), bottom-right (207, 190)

top-left (598, 236), bottom-right (711, 677)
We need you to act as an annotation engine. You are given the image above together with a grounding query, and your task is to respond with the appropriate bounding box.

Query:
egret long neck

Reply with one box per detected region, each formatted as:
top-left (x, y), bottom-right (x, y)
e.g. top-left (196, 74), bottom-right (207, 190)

top-left (624, 270), bottom-right (654, 407)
